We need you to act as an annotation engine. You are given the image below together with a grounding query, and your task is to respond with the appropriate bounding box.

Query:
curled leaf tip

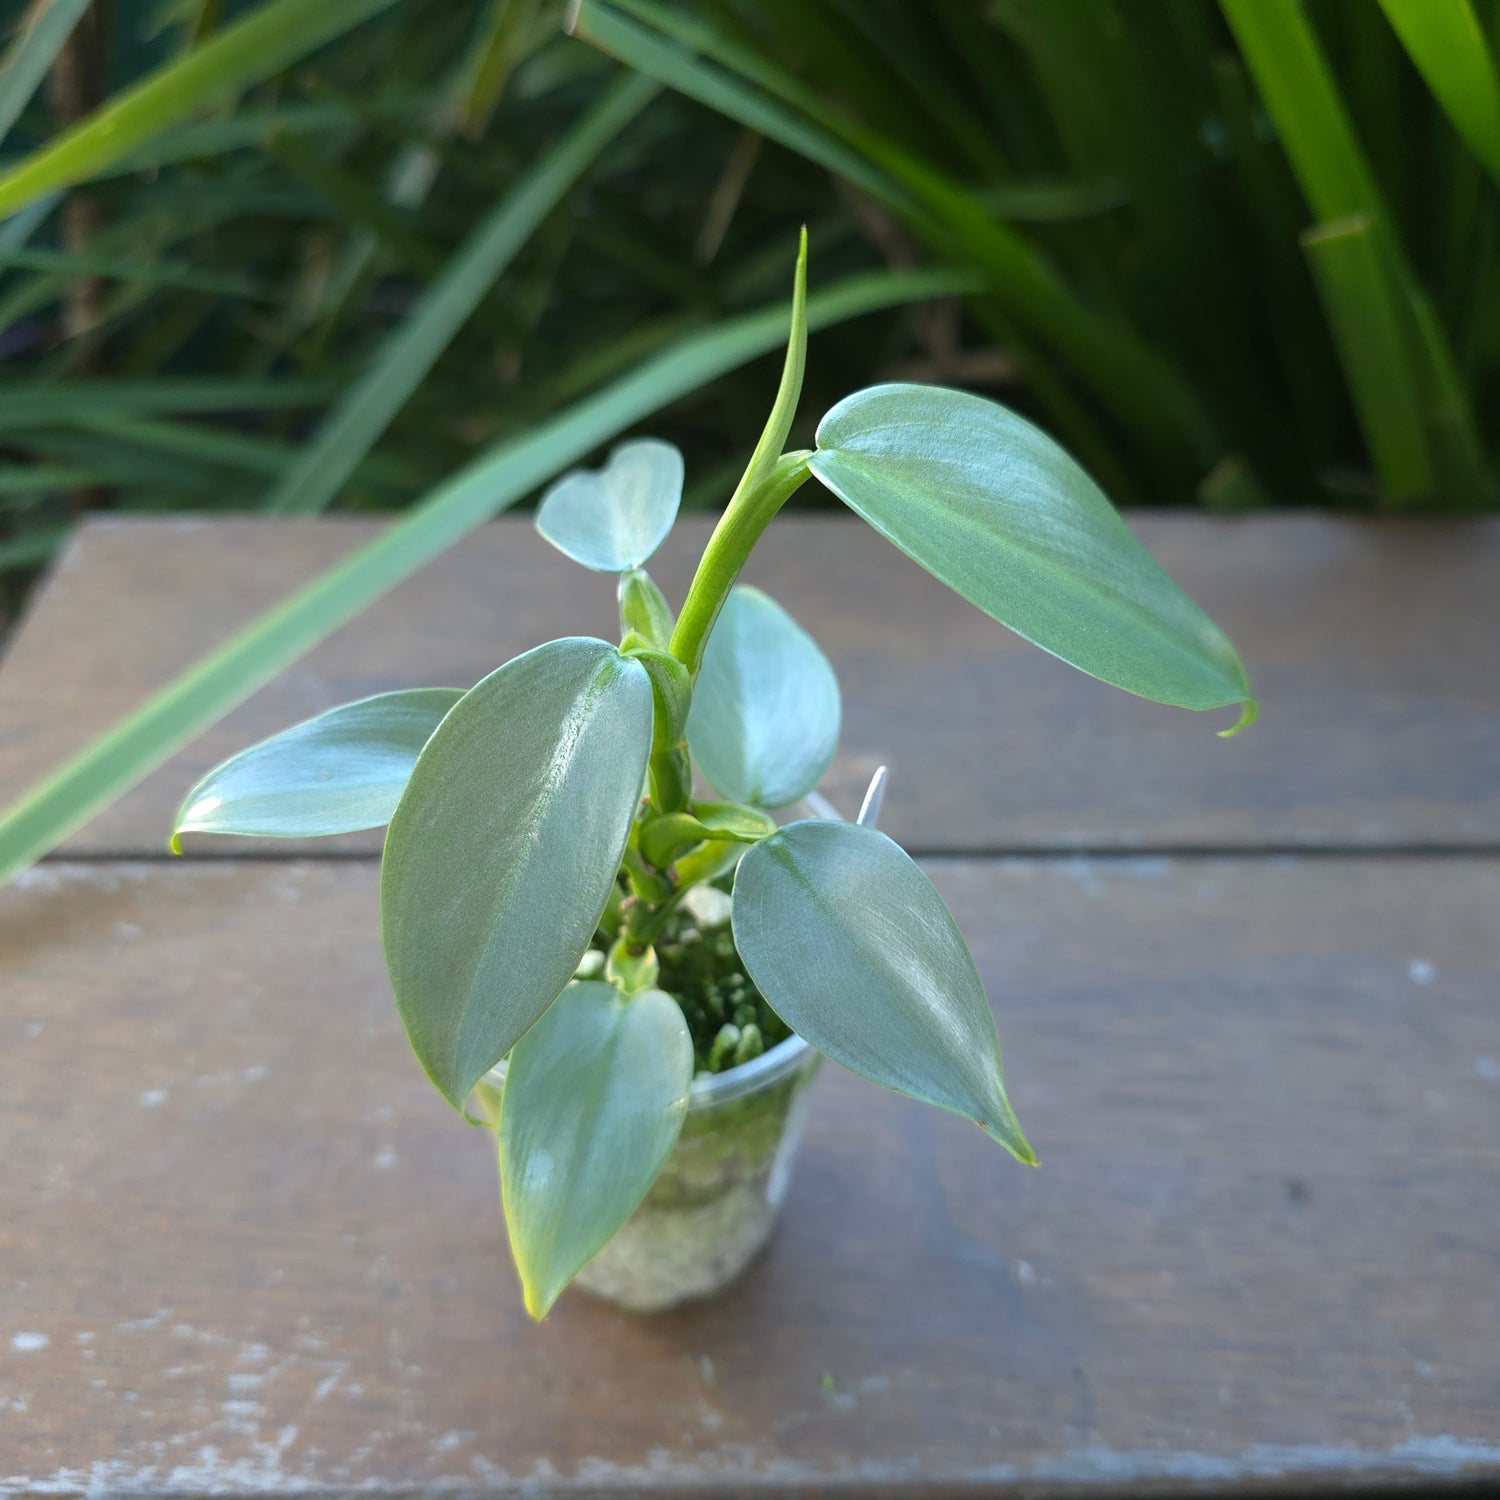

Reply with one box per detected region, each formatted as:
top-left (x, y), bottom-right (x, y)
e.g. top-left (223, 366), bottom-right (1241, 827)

top-left (1218, 698), bottom-right (1259, 738)
top-left (168, 832), bottom-right (184, 856)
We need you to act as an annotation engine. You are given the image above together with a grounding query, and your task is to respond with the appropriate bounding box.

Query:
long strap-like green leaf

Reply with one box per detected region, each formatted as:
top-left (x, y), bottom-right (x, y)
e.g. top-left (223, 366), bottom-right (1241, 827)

top-left (1378, 0), bottom-right (1500, 190)
top-left (0, 0), bottom-right (95, 148)
top-left (0, 0), bottom-right (400, 217)
top-left (1302, 216), bottom-right (1432, 503)
top-left (265, 73), bottom-right (658, 514)
top-left (0, 379), bottom-right (331, 432)
top-left (569, 0), bottom-right (1220, 475)
top-left (0, 264), bottom-right (977, 884)
top-left (1221, 0), bottom-right (1492, 508)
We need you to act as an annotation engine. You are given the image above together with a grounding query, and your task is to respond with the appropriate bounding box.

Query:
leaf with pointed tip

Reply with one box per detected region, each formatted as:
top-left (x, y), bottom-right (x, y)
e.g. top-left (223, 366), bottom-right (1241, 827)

top-left (809, 384), bottom-right (1255, 729)
top-left (686, 586), bottom-right (840, 809)
top-left (500, 981), bottom-right (692, 1319)
top-left (732, 819), bottom-right (1033, 1162)
top-left (535, 438), bottom-right (683, 573)
top-left (172, 688), bottom-right (462, 846)
top-left (381, 639), bottom-right (653, 1110)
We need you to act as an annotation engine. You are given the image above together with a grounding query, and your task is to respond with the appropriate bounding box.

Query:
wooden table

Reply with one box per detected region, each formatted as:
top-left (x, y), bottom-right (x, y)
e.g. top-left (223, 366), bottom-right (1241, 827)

top-left (1, 514), bottom-right (1497, 1496)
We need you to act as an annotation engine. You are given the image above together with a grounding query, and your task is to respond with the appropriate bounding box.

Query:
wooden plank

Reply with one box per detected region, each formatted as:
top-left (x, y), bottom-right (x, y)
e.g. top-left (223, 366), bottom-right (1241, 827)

top-left (1, 514), bottom-right (1499, 857)
top-left (2, 855), bottom-right (1497, 1494)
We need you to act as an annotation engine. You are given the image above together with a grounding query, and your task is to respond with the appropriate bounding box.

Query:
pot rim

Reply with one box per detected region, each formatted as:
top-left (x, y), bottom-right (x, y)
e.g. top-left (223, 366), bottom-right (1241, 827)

top-left (481, 1030), bottom-right (814, 1112)
top-left (685, 1030), bottom-right (813, 1109)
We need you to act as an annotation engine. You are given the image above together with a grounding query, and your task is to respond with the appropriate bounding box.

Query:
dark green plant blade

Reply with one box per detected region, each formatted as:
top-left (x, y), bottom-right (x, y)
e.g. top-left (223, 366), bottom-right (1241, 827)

top-left (808, 383), bottom-right (1254, 724)
top-left (535, 437), bottom-right (683, 572)
top-left (569, 0), bottom-right (894, 201)
top-left (0, 525), bottom-right (67, 569)
top-left (1220, 0), bottom-right (1490, 508)
top-left (0, 264), bottom-right (974, 888)
top-left (453, 0), bottom-right (543, 138)
top-left (0, 246), bottom-right (269, 298)
top-left (733, 819), bottom-right (1033, 1162)
top-left (0, 0), bottom-right (95, 147)
top-left (499, 981), bottom-right (692, 1319)
top-left (1378, 0), bottom-right (1500, 188)
top-left (0, 381), bottom-right (330, 433)
top-left (381, 639), bottom-right (653, 1111)
top-left (1302, 217), bottom-right (1432, 504)
top-left (686, 585), bottom-right (840, 809)
top-left (172, 687), bottom-right (463, 846)
top-left (1218, 0), bottom-right (1384, 221)
top-left (571, 0), bottom-right (1220, 472)
top-left (264, 74), bottom-right (658, 515)
top-left (0, 0), bottom-right (401, 217)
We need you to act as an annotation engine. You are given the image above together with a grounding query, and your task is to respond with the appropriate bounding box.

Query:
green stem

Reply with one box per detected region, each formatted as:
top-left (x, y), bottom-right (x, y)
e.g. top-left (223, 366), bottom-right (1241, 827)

top-left (668, 448), bottom-right (811, 676)
top-left (621, 845), bottom-right (670, 904)
top-left (638, 812), bottom-right (714, 869)
top-left (631, 882), bottom-right (696, 947)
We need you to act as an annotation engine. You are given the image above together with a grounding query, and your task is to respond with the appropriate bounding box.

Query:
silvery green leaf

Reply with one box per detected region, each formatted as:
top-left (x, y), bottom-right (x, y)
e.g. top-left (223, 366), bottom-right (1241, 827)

top-left (535, 438), bottom-right (683, 573)
top-left (686, 585), bottom-right (841, 809)
top-left (500, 981), bottom-right (692, 1319)
top-left (809, 384), bottom-right (1255, 729)
top-left (172, 687), bottom-right (463, 845)
top-left (381, 639), bottom-right (653, 1110)
top-left (732, 819), bottom-right (1033, 1162)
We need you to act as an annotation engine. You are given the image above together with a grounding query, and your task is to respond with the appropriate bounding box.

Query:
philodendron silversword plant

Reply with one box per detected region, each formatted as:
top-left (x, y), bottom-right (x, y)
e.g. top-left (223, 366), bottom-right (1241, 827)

top-left (173, 234), bottom-right (1255, 1318)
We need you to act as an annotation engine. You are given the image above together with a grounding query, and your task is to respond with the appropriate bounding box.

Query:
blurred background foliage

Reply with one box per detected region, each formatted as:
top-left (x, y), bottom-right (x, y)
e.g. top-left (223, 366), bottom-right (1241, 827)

top-left (3, 0), bottom-right (1500, 623)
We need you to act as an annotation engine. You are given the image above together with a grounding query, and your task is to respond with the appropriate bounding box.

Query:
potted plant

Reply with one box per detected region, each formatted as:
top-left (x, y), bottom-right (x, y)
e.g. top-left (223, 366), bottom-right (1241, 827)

top-left (173, 237), bottom-right (1254, 1318)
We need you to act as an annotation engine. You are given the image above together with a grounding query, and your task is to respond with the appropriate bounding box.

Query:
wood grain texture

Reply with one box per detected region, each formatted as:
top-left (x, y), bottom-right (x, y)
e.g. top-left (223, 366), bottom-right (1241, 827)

top-left (2, 514), bottom-right (1498, 857)
top-left (2, 857), bottom-right (1496, 1495)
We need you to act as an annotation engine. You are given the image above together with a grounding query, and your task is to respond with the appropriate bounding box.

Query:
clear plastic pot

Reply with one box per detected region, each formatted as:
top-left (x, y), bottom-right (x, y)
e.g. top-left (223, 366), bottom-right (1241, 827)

top-left (483, 1032), bottom-right (820, 1313)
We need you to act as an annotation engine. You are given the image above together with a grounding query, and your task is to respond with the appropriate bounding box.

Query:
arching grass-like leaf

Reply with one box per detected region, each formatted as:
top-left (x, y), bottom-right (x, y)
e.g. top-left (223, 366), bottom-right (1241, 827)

top-left (0, 0), bottom-right (401, 217)
top-left (1378, 0), bottom-right (1500, 189)
top-left (1302, 217), bottom-right (1432, 504)
top-left (0, 263), bottom-right (973, 889)
top-left (171, 688), bottom-right (463, 847)
top-left (686, 586), bottom-right (840, 809)
top-left (0, 0), bottom-right (95, 149)
top-left (809, 383), bottom-right (1255, 729)
top-left (535, 438), bottom-right (683, 572)
top-left (499, 981), bottom-right (692, 1319)
top-left (264, 75), bottom-right (658, 516)
top-left (733, 819), bottom-right (1033, 1163)
top-left (381, 639), bottom-right (653, 1111)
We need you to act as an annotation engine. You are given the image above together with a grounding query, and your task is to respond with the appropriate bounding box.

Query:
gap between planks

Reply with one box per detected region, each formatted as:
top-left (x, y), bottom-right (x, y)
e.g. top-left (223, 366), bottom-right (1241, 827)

top-left (35, 841), bottom-right (1500, 865)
